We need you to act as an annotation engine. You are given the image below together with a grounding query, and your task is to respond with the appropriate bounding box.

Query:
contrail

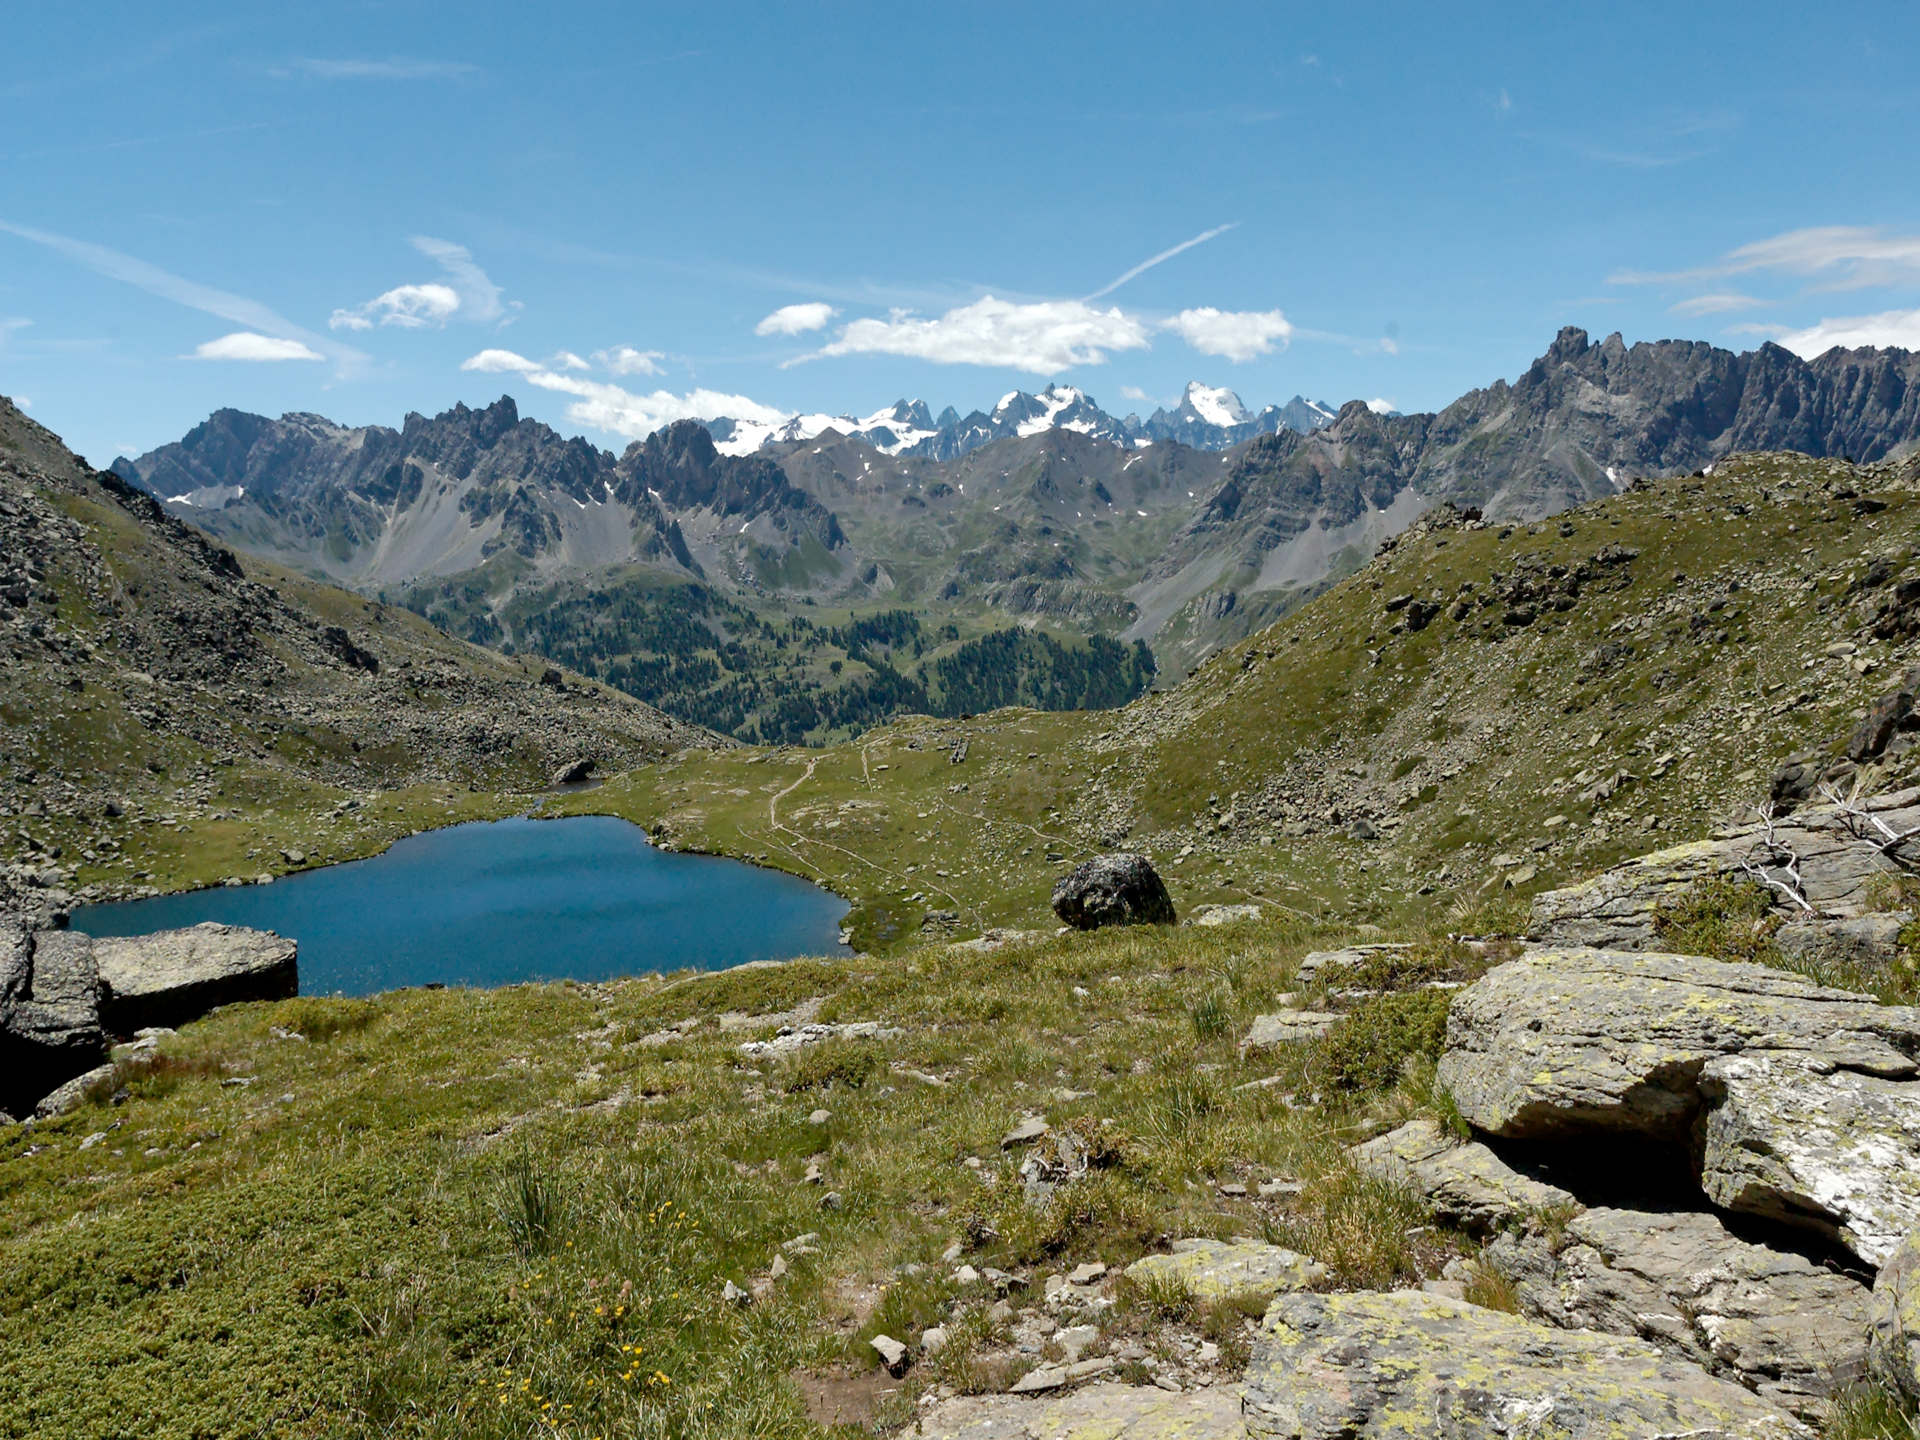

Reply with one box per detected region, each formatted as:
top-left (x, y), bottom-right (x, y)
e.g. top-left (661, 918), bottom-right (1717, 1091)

top-left (1085, 222), bottom-right (1238, 301)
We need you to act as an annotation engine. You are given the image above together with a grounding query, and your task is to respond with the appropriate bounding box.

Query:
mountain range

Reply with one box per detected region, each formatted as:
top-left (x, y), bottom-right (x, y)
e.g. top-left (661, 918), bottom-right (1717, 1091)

top-left (700, 380), bottom-right (1339, 458)
top-left (112, 328), bottom-right (1920, 738)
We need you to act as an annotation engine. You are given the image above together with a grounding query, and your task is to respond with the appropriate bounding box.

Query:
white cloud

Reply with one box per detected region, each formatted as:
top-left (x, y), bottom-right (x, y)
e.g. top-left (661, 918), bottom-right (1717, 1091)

top-left (0, 317), bottom-right (29, 346)
top-left (1496, 88), bottom-right (1512, 112)
top-left (594, 345), bottom-right (666, 376)
top-left (13, 396), bottom-right (28, 409)
top-left (1366, 398), bottom-right (1396, 414)
top-left (191, 331), bottom-right (325, 362)
top-left (460, 349), bottom-right (786, 440)
top-left (551, 351), bottom-right (590, 371)
top-left (1120, 385), bottom-right (1151, 402)
top-left (1379, 336), bottom-right (1400, 355)
top-left (755, 302), bottom-right (838, 337)
top-left (1772, 308), bottom-right (1920, 359)
top-left (1670, 292), bottom-right (1764, 316)
top-left (330, 236), bottom-right (510, 331)
top-left (815, 296), bottom-right (1150, 374)
top-left (1615, 226), bottom-right (1920, 291)
top-left (294, 58), bottom-right (478, 80)
top-left (330, 282), bottom-right (460, 331)
top-left (1163, 307), bottom-right (1293, 363)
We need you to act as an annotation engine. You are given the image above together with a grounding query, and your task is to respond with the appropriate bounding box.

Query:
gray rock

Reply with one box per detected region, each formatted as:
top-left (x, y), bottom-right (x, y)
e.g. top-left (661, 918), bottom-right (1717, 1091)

top-left (1187, 903), bottom-right (1263, 927)
top-left (1485, 1207), bottom-right (1872, 1419)
top-left (1295, 944), bottom-right (1409, 985)
top-left (1349, 1118), bottom-right (1580, 1232)
top-left (0, 920), bottom-right (106, 1117)
top-left (1775, 912), bottom-right (1910, 972)
top-left (551, 757), bottom-right (596, 786)
top-left (1239, 1010), bottom-right (1340, 1051)
top-left (870, 1333), bottom-right (907, 1373)
top-left (1245, 1289), bottom-right (1808, 1440)
top-left (1439, 948), bottom-right (1920, 1265)
top-left (1438, 947), bottom-right (1919, 1141)
top-left (1869, 1231), bottom-right (1920, 1405)
top-left (31, 1061), bottom-right (117, 1119)
top-left (1050, 854), bottom-right (1176, 930)
top-left (1531, 791), bottom-right (1920, 947)
top-left (1125, 1238), bottom-right (1325, 1308)
top-left (735, 1020), bottom-right (903, 1061)
top-left (915, 1384), bottom-right (1241, 1439)
top-left (93, 922), bottom-right (297, 1032)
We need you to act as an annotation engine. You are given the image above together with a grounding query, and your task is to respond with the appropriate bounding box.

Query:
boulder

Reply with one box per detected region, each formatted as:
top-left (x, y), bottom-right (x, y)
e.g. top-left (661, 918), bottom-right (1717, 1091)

top-left (1484, 1207), bottom-right (1871, 1419)
top-left (1244, 1289), bottom-right (1807, 1440)
top-left (1050, 854), bottom-right (1176, 930)
top-left (1775, 911), bottom-right (1910, 972)
top-left (1295, 944), bottom-right (1410, 986)
top-left (1239, 1011), bottom-right (1341, 1052)
top-left (93, 922), bottom-right (297, 1033)
top-left (1438, 948), bottom-right (1920, 1265)
top-left (33, 1062), bottom-right (117, 1119)
top-left (1187, 903), bottom-right (1263, 927)
top-left (1869, 1231), bottom-right (1920, 1405)
top-left (915, 1383), bottom-right (1242, 1439)
top-left (0, 921), bottom-right (106, 1117)
top-left (1349, 1118), bottom-right (1580, 1232)
top-left (552, 757), bottom-right (595, 786)
top-left (1124, 1239), bottom-right (1326, 1309)
top-left (1530, 789), bottom-right (1920, 947)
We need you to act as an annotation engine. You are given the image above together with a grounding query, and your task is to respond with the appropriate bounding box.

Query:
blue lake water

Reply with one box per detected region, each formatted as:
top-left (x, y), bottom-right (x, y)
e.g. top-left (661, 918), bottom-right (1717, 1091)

top-left (70, 816), bottom-right (850, 996)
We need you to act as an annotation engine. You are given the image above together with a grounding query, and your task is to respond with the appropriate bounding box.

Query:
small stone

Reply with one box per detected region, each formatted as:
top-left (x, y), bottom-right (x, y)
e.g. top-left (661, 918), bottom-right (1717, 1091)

top-left (1010, 1366), bottom-right (1065, 1394)
top-left (954, 1264), bottom-right (982, 1285)
top-left (921, 1325), bottom-right (950, 1357)
top-left (803, 1159), bottom-right (825, 1184)
top-left (819, 1190), bottom-right (843, 1211)
top-left (1067, 1262), bottom-right (1107, 1286)
top-left (782, 1232), bottom-right (821, 1252)
top-left (1000, 1115), bottom-right (1051, 1148)
top-left (1258, 1179), bottom-right (1304, 1199)
top-left (941, 1241), bottom-right (964, 1261)
top-left (1056, 1324), bottom-right (1099, 1363)
top-left (722, 1280), bottom-right (751, 1307)
top-left (1218, 1182), bottom-right (1248, 1197)
top-left (807, 1108), bottom-right (831, 1126)
top-left (769, 1254), bottom-right (788, 1281)
top-left (871, 1333), bottom-right (908, 1373)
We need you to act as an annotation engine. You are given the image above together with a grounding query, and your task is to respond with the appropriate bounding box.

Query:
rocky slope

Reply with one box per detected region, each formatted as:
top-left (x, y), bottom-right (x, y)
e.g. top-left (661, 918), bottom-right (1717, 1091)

top-left (0, 395), bottom-right (717, 916)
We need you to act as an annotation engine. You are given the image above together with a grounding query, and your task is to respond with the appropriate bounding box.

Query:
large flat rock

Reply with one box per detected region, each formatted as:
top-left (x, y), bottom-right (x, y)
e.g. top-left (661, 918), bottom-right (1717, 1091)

top-left (1437, 948), bottom-right (1919, 1141)
top-left (1245, 1289), bottom-right (1807, 1440)
top-left (915, 1382), bottom-right (1242, 1438)
top-left (1530, 790), bottom-right (1920, 947)
top-left (1485, 1207), bottom-right (1871, 1419)
top-left (1350, 1118), bottom-right (1580, 1232)
top-left (1125, 1239), bottom-right (1326, 1309)
top-left (93, 922), bottom-right (297, 1032)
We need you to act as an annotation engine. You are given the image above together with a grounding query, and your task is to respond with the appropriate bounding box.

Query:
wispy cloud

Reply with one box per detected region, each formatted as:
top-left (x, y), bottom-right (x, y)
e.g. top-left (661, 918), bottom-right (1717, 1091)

top-left (1613, 226), bottom-right (1920, 290)
top-left (1669, 292), bottom-right (1764, 316)
top-left (1161, 307), bottom-right (1292, 362)
top-left (811, 297), bottom-right (1150, 374)
top-left (190, 332), bottom-right (324, 362)
top-left (0, 317), bottom-right (29, 347)
top-left (755, 302), bottom-right (838, 336)
top-left (292, 58), bottom-right (478, 80)
top-left (1085, 223), bottom-right (1238, 301)
top-left (1367, 398), bottom-right (1397, 414)
top-left (461, 349), bottom-right (786, 439)
top-left (0, 218), bottom-right (362, 372)
top-left (331, 236), bottom-right (513, 331)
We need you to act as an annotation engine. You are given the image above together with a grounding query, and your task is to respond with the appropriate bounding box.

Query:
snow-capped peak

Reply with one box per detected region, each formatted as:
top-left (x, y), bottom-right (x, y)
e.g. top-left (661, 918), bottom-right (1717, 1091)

top-left (1182, 381), bottom-right (1251, 429)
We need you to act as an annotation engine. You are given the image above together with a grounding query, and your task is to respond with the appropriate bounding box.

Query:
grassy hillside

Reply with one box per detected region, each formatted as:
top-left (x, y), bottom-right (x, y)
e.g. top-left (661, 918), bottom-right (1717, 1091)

top-left (553, 451), bottom-right (1920, 951)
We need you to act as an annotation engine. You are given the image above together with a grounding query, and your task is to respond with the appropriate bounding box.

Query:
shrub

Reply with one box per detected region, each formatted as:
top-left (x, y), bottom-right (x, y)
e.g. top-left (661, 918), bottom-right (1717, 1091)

top-left (1650, 877), bottom-right (1781, 965)
top-left (1317, 988), bottom-right (1452, 1092)
top-left (781, 1040), bottom-right (881, 1093)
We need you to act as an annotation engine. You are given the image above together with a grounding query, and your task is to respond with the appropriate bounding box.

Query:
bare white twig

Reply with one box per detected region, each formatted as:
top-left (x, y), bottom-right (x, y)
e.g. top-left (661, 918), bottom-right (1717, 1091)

top-left (1738, 802), bottom-right (1817, 913)
top-left (1814, 781), bottom-right (1920, 856)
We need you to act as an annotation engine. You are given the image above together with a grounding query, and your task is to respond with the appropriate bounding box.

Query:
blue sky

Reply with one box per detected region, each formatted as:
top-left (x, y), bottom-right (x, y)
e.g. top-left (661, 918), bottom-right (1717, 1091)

top-left (4, 1), bottom-right (1919, 465)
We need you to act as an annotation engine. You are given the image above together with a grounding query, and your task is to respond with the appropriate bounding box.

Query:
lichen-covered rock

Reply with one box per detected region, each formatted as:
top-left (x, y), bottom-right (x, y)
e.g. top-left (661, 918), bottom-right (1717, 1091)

top-left (1484, 1207), bottom-right (1871, 1419)
top-left (1774, 912), bottom-right (1911, 973)
top-left (1529, 791), bottom-right (1920, 947)
top-left (1437, 948), bottom-right (1919, 1141)
top-left (1697, 1052), bottom-right (1920, 1266)
top-left (1349, 1118), bottom-right (1580, 1232)
top-left (93, 922), bottom-right (297, 1033)
top-left (1125, 1239), bottom-right (1326, 1309)
top-left (1244, 1289), bottom-right (1808, 1440)
top-left (32, 1061), bottom-right (117, 1120)
top-left (1869, 1231), bottom-right (1920, 1405)
top-left (1050, 854), bottom-right (1176, 930)
top-left (915, 1382), bottom-right (1242, 1438)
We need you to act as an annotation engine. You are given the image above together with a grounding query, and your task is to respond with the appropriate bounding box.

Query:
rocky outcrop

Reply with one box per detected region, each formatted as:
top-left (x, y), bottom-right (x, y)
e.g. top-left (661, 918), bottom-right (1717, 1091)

top-left (1484, 1207), bottom-right (1871, 1419)
top-left (1350, 1118), bottom-right (1579, 1232)
top-left (1124, 1239), bottom-right (1325, 1309)
top-left (1050, 854), bottom-right (1176, 930)
top-left (1438, 948), bottom-right (1920, 1263)
top-left (1530, 791), bottom-right (1920, 947)
top-left (1239, 1010), bottom-right (1340, 1051)
top-left (916, 1383), bottom-right (1242, 1439)
top-left (1244, 1289), bottom-right (1806, 1440)
top-left (1870, 1231), bottom-right (1920, 1404)
top-left (93, 922), bottom-right (297, 1033)
top-left (0, 920), bottom-right (106, 1118)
